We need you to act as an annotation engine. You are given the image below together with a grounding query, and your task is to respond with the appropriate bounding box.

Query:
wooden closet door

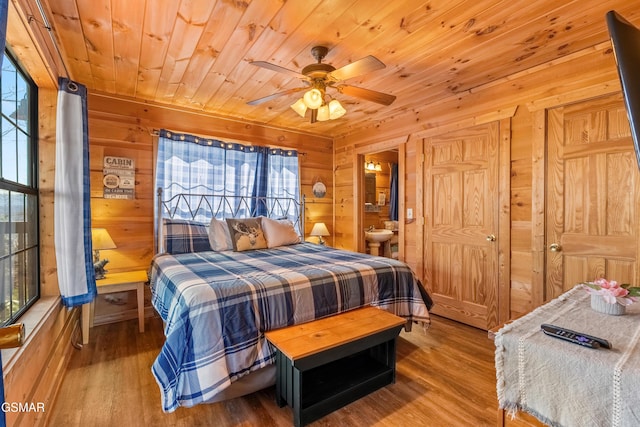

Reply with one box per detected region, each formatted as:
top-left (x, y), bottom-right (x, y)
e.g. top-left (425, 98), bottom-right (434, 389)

top-left (424, 122), bottom-right (499, 330)
top-left (546, 94), bottom-right (640, 300)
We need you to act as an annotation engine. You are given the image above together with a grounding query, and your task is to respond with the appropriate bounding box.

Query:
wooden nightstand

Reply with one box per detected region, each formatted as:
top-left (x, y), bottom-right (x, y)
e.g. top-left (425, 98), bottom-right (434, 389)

top-left (82, 270), bottom-right (147, 344)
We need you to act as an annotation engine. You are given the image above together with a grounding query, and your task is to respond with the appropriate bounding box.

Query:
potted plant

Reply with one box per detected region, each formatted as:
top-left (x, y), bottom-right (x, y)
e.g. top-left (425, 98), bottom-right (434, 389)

top-left (581, 278), bottom-right (640, 315)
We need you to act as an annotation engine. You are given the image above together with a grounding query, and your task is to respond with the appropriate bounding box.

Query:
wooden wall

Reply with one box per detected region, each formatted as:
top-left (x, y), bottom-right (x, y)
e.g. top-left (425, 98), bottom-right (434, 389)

top-left (87, 94), bottom-right (334, 272)
top-left (2, 0), bottom-right (635, 419)
top-left (334, 42), bottom-right (624, 320)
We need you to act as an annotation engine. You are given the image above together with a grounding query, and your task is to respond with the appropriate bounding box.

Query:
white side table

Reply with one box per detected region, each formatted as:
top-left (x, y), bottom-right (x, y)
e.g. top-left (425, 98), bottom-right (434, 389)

top-left (82, 270), bottom-right (147, 344)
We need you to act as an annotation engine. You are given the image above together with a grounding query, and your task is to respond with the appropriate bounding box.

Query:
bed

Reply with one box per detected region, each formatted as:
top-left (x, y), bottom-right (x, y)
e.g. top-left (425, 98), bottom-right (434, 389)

top-left (149, 190), bottom-right (433, 412)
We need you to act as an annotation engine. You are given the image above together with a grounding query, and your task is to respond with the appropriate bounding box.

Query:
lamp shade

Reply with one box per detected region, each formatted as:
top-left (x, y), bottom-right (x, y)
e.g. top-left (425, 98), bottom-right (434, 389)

top-left (303, 88), bottom-right (323, 109)
top-left (310, 222), bottom-right (330, 237)
top-left (316, 104), bottom-right (330, 121)
top-left (328, 99), bottom-right (346, 119)
top-left (91, 228), bottom-right (116, 250)
top-left (290, 98), bottom-right (307, 117)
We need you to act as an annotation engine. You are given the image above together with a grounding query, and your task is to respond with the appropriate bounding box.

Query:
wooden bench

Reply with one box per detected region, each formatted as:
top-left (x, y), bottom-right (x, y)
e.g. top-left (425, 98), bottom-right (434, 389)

top-left (265, 306), bottom-right (406, 427)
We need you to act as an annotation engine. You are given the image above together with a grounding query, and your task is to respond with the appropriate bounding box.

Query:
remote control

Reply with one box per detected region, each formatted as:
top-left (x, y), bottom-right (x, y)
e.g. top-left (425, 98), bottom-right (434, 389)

top-left (540, 324), bottom-right (612, 349)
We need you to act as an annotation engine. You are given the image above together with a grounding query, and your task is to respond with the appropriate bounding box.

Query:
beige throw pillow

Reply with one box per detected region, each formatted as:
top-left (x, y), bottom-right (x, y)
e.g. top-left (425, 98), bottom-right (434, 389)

top-left (261, 217), bottom-right (300, 248)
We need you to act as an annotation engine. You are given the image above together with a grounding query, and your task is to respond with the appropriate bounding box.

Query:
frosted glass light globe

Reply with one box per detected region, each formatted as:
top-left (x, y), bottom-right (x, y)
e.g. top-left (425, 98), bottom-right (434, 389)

top-left (303, 88), bottom-right (323, 109)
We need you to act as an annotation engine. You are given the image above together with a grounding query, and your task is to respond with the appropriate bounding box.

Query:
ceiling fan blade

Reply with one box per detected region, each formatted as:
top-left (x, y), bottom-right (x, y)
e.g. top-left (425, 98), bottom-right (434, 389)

top-left (249, 61), bottom-right (309, 80)
top-left (327, 55), bottom-right (386, 82)
top-left (247, 87), bottom-right (307, 105)
top-left (336, 84), bottom-right (396, 106)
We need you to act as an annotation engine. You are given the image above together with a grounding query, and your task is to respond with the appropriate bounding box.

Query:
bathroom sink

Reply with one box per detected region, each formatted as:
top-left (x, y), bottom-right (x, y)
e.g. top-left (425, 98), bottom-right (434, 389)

top-left (365, 229), bottom-right (393, 243)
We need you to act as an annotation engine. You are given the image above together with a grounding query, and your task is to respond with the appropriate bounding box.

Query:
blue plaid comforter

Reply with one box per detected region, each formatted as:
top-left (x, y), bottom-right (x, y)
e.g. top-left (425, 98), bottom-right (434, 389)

top-left (149, 243), bottom-right (432, 412)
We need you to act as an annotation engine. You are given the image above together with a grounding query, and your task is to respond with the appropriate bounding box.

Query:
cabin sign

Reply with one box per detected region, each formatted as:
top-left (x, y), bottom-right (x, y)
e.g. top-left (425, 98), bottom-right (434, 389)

top-left (103, 156), bottom-right (135, 199)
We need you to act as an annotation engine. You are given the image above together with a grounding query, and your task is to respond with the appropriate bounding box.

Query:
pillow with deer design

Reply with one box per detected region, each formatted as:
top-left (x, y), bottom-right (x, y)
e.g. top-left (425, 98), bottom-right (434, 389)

top-left (225, 217), bottom-right (268, 251)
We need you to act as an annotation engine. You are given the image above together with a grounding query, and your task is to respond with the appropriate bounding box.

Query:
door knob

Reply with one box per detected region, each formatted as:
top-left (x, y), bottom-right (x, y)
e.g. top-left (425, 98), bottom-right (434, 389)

top-left (549, 243), bottom-right (562, 252)
top-left (486, 234), bottom-right (496, 242)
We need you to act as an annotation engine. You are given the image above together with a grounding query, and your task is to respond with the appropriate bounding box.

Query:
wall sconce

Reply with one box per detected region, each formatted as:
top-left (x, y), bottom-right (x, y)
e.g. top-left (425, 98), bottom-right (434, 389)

top-left (365, 161), bottom-right (382, 172)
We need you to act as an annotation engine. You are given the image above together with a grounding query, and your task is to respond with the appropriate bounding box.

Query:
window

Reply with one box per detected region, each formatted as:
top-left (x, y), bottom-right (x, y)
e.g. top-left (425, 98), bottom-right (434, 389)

top-left (0, 51), bottom-right (39, 325)
top-left (156, 130), bottom-right (300, 226)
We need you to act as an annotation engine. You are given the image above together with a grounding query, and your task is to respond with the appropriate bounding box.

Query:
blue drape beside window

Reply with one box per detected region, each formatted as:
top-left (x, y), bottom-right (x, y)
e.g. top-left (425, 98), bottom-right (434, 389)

top-left (156, 129), bottom-right (300, 224)
top-left (251, 147), bottom-right (269, 217)
top-left (389, 163), bottom-right (398, 221)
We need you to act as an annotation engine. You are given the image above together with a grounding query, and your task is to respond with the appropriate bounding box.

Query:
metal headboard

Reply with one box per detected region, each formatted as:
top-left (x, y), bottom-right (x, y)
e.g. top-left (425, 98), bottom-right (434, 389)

top-left (155, 187), bottom-right (305, 253)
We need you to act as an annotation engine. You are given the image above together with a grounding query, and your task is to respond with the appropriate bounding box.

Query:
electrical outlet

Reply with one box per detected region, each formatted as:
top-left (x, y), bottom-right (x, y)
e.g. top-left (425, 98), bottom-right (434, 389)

top-left (407, 208), bottom-right (413, 219)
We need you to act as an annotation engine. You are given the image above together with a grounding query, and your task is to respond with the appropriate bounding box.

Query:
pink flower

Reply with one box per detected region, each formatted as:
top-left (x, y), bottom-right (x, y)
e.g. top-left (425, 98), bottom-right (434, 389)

top-left (594, 278), bottom-right (618, 289)
top-left (581, 278), bottom-right (638, 306)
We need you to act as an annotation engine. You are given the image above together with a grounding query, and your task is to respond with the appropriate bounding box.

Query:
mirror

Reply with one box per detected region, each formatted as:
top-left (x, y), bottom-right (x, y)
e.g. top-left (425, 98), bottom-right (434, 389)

top-left (364, 173), bottom-right (376, 204)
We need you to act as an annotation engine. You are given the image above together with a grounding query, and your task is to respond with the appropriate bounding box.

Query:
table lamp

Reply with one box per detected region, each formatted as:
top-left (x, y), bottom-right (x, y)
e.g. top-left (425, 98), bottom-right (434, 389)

top-left (91, 228), bottom-right (116, 279)
top-left (310, 222), bottom-right (330, 245)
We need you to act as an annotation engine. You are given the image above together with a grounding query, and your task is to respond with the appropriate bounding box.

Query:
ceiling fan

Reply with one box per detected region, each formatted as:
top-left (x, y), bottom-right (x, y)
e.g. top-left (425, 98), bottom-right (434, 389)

top-left (247, 46), bottom-right (396, 123)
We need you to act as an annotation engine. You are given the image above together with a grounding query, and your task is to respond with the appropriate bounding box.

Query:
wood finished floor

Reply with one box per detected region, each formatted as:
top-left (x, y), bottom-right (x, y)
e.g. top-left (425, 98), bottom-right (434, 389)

top-left (48, 314), bottom-right (498, 427)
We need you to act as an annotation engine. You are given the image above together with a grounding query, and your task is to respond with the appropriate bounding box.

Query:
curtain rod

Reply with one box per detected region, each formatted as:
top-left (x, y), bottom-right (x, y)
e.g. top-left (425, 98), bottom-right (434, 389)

top-left (152, 128), bottom-right (307, 156)
top-left (30, 0), bottom-right (70, 79)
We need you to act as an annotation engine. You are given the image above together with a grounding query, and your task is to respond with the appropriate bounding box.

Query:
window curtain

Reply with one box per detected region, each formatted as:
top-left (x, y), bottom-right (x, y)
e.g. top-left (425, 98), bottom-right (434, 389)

top-left (389, 163), bottom-right (399, 221)
top-left (265, 147), bottom-right (299, 219)
top-left (54, 78), bottom-right (97, 307)
top-left (157, 130), bottom-right (299, 223)
top-left (251, 147), bottom-right (269, 217)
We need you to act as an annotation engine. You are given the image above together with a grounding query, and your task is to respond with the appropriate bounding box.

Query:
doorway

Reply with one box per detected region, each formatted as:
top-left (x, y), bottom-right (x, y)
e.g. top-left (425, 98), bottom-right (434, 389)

top-left (356, 147), bottom-right (403, 258)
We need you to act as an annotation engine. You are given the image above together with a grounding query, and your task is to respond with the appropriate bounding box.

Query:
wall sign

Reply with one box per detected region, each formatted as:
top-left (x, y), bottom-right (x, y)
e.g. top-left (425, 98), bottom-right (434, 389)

top-left (103, 156), bottom-right (135, 199)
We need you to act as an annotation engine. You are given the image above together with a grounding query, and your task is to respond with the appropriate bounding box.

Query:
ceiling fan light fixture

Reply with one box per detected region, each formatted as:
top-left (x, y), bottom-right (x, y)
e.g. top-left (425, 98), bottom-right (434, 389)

top-left (290, 98), bottom-right (307, 117)
top-left (316, 104), bottom-right (330, 121)
top-left (328, 99), bottom-right (346, 119)
top-left (248, 46), bottom-right (395, 118)
top-left (303, 88), bottom-right (323, 109)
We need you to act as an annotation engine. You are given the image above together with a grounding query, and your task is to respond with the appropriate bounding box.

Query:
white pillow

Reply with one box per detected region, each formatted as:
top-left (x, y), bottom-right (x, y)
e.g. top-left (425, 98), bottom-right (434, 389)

top-left (261, 217), bottom-right (301, 248)
top-left (208, 217), bottom-right (233, 251)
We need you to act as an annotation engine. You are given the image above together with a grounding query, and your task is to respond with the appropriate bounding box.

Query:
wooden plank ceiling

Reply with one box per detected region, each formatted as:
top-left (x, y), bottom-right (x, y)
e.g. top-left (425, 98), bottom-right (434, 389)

top-left (38, 0), bottom-right (640, 138)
